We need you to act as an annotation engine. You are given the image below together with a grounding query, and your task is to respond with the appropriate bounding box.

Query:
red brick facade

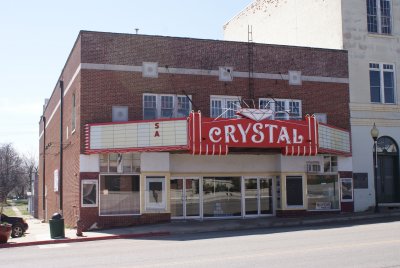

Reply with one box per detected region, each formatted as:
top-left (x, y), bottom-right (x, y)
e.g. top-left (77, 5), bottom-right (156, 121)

top-left (38, 31), bottom-right (350, 228)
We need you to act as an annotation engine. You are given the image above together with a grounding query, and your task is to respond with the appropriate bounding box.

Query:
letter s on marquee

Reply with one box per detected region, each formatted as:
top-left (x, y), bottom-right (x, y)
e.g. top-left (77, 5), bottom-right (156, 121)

top-left (209, 127), bottom-right (222, 143)
top-left (154, 123), bottom-right (160, 129)
top-left (251, 123), bottom-right (264, 143)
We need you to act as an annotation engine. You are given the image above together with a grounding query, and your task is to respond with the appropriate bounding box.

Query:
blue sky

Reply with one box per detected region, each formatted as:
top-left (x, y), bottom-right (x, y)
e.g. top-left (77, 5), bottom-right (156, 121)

top-left (0, 0), bottom-right (251, 158)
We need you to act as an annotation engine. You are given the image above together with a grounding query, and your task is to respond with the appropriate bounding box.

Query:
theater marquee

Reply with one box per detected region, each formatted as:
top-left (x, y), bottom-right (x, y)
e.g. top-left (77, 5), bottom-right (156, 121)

top-left (84, 111), bottom-right (350, 156)
top-left (188, 111), bottom-right (318, 156)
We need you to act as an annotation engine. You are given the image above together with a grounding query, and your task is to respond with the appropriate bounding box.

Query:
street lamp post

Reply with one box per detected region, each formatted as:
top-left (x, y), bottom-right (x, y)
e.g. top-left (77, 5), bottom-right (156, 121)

top-left (370, 123), bottom-right (380, 213)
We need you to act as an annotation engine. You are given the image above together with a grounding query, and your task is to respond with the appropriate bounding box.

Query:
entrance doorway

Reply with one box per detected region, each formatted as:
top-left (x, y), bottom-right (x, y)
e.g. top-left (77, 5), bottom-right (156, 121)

top-left (376, 136), bottom-right (399, 203)
top-left (243, 177), bottom-right (273, 216)
top-left (170, 177), bottom-right (201, 219)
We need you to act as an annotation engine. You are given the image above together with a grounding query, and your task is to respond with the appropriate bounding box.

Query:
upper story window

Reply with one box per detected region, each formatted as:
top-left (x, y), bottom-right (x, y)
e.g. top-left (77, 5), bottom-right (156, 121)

top-left (143, 94), bottom-right (192, 120)
top-left (369, 63), bottom-right (395, 104)
top-left (323, 155), bottom-right (338, 173)
top-left (367, 0), bottom-right (392, 35)
top-left (210, 95), bottom-right (241, 118)
top-left (259, 98), bottom-right (302, 120)
top-left (72, 93), bottom-right (76, 131)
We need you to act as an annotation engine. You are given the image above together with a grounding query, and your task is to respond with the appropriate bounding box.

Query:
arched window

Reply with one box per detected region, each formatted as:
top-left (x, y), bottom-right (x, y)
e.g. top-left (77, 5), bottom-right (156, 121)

top-left (376, 136), bottom-right (398, 154)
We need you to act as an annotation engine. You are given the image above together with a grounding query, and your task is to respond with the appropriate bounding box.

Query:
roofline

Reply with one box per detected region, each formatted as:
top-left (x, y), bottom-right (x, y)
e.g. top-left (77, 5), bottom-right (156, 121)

top-left (79, 30), bottom-right (348, 54)
top-left (223, 1), bottom-right (255, 29)
top-left (43, 31), bottom-right (82, 115)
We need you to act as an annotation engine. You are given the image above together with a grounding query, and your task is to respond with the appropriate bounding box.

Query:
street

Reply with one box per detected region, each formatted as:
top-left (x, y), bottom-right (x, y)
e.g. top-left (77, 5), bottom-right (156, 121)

top-left (1, 219), bottom-right (400, 268)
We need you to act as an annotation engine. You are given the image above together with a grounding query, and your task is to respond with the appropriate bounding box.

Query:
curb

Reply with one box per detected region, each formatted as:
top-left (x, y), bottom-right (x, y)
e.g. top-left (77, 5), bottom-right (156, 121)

top-left (0, 231), bottom-right (170, 249)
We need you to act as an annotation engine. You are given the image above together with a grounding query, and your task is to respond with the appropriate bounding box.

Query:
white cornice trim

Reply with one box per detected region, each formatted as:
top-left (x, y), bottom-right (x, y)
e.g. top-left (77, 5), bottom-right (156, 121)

top-left (81, 63), bottom-right (349, 84)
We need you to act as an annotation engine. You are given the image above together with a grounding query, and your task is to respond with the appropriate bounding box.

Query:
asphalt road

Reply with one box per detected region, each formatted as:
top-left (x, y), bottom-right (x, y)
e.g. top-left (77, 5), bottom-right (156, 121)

top-left (2, 219), bottom-right (400, 268)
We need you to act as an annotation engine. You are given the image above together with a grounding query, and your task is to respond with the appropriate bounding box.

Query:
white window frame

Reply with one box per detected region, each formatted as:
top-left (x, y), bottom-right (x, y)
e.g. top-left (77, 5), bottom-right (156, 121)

top-left (143, 94), bottom-right (157, 120)
top-left (210, 95), bottom-right (241, 118)
top-left (367, 0), bottom-right (392, 35)
top-left (72, 93), bottom-right (76, 133)
top-left (143, 94), bottom-right (192, 119)
top-left (99, 153), bottom-right (140, 174)
top-left (323, 155), bottom-right (338, 173)
top-left (81, 180), bottom-right (98, 208)
top-left (369, 63), bottom-right (396, 104)
top-left (259, 98), bottom-right (302, 120)
top-left (145, 176), bottom-right (166, 211)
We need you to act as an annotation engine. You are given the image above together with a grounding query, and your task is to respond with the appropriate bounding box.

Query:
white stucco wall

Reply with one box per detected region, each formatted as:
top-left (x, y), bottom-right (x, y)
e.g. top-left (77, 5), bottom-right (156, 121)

top-left (80, 154), bottom-right (100, 172)
top-left (223, 0), bottom-right (343, 49)
top-left (141, 152), bottom-right (170, 172)
top-left (279, 155), bottom-right (322, 173)
top-left (170, 154), bottom-right (281, 174)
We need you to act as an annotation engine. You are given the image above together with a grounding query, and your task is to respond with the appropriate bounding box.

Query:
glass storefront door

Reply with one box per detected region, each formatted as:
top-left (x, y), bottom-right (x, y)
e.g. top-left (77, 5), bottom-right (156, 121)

top-left (170, 178), bottom-right (200, 219)
top-left (244, 177), bottom-right (273, 216)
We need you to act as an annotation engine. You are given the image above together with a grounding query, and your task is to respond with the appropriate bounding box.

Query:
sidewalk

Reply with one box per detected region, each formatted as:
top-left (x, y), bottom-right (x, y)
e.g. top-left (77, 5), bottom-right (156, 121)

top-left (2, 210), bottom-right (400, 248)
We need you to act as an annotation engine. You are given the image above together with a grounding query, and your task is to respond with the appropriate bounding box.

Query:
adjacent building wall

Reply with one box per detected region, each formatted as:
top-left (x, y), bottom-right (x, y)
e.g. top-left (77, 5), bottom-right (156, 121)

top-left (223, 0), bottom-right (343, 49)
top-left (224, 0), bottom-right (400, 212)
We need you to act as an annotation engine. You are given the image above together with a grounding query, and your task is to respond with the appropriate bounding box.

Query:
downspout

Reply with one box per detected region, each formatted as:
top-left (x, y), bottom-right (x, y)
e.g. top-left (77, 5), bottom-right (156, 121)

top-left (41, 115), bottom-right (46, 219)
top-left (59, 80), bottom-right (64, 213)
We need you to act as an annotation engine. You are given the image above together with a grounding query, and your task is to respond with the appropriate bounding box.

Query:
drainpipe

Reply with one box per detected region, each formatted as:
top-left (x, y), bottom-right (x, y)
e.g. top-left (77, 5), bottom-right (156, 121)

top-left (59, 80), bottom-right (64, 213)
top-left (41, 115), bottom-right (46, 219)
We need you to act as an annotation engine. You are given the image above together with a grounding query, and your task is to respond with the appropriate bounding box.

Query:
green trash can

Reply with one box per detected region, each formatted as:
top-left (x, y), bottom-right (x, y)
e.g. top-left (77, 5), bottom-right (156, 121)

top-left (49, 213), bottom-right (65, 239)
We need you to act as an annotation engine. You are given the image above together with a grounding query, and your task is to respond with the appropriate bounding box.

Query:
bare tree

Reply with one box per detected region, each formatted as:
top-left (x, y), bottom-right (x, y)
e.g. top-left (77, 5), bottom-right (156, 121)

top-left (0, 144), bottom-right (25, 211)
top-left (12, 153), bottom-right (38, 199)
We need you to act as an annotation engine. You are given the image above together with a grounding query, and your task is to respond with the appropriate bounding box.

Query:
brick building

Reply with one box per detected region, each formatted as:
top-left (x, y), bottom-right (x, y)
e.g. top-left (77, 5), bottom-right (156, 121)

top-left (39, 31), bottom-right (352, 230)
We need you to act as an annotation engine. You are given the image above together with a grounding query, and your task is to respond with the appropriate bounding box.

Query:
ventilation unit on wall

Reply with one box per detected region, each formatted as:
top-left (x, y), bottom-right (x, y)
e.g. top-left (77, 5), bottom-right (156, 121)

top-left (306, 161), bottom-right (321, 173)
top-left (142, 62), bottom-right (158, 78)
top-left (314, 113), bottom-right (327, 124)
top-left (112, 106), bottom-right (129, 122)
top-left (288, 70), bottom-right (302, 86)
top-left (219, 66), bottom-right (234, 81)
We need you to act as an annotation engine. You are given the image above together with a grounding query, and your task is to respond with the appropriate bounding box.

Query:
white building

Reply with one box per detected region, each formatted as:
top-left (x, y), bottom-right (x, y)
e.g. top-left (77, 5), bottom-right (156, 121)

top-left (224, 0), bottom-right (400, 211)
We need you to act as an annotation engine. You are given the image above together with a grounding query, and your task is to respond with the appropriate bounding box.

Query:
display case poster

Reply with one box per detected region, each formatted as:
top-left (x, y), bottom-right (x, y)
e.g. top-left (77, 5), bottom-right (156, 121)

top-left (341, 178), bottom-right (353, 202)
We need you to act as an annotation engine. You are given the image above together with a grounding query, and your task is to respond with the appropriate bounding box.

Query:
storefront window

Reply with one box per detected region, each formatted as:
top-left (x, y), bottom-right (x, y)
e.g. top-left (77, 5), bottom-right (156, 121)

top-left (99, 175), bottom-right (140, 215)
top-left (203, 177), bottom-right (241, 217)
top-left (307, 175), bottom-right (339, 210)
top-left (323, 156), bottom-right (338, 173)
top-left (99, 153), bottom-right (140, 173)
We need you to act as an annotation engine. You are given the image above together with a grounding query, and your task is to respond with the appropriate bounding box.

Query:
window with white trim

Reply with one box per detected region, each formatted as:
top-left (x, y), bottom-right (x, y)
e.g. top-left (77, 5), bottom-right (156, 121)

top-left (143, 94), bottom-right (192, 119)
top-left (81, 180), bottom-right (98, 207)
top-left (259, 98), bottom-right (302, 120)
top-left (210, 95), bottom-right (241, 118)
top-left (143, 94), bottom-right (157, 120)
top-left (323, 155), bottom-right (338, 173)
top-left (99, 153), bottom-right (140, 173)
top-left (369, 63), bottom-right (395, 104)
top-left (72, 93), bottom-right (76, 131)
top-left (367, 0), bottom-right (392, 35)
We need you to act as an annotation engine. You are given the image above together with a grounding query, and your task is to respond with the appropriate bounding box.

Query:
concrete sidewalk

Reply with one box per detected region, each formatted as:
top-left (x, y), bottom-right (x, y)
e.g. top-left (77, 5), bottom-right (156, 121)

top-left (2, 210), bottom-right (400, 248)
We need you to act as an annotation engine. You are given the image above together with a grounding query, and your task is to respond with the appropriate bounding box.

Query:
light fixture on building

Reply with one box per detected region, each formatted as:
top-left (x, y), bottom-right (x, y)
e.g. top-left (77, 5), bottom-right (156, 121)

top-left (370, 123), bottom-right (379, 213)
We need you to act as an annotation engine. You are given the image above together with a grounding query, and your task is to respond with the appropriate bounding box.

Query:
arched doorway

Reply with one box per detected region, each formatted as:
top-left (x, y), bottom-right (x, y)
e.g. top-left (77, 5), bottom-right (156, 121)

top-left (374, 136), bottom-right (400, 203)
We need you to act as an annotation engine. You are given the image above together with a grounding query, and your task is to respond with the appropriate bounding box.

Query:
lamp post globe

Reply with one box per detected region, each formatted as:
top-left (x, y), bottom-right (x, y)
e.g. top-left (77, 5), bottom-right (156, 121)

top-left (370, 123), bottom-right (379, 213)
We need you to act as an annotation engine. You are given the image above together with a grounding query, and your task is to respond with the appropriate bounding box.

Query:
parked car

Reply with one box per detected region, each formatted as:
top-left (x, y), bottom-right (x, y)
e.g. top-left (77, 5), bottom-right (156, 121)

top-left (0, 213), bottom-right (29, 238)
